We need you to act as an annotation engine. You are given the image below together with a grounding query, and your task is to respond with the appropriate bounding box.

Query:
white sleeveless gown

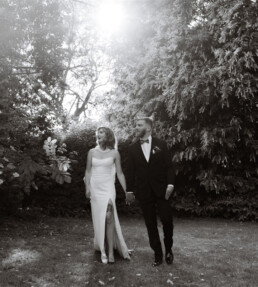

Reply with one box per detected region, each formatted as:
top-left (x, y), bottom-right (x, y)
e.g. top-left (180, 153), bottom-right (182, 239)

top-left (90, 156), bottom-right (130, 259)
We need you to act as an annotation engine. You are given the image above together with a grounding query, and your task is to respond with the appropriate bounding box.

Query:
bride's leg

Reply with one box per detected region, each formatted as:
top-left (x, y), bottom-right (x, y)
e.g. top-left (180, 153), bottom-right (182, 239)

top-left (106, 199), bottom-right (115, 263)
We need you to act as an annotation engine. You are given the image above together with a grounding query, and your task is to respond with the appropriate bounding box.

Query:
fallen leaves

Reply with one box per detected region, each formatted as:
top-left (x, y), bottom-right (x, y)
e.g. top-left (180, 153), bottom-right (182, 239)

top-left (96, 276), bottom-right (116, 285)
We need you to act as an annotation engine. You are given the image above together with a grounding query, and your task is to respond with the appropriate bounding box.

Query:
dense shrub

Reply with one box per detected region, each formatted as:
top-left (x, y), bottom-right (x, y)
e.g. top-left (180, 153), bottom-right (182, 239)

top-left (2, 121), bottom-right (256, 221)
top-left (22, 123), bottom-right (258, 220)
top-left (0, 135), bottom-right (77, 216)
top-left (2, 123), bottom-right (141, 217)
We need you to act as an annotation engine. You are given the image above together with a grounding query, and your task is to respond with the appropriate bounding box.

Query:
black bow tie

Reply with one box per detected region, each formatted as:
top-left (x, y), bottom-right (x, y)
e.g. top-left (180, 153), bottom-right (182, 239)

top-left (140, 139), bottom-right (149, 144)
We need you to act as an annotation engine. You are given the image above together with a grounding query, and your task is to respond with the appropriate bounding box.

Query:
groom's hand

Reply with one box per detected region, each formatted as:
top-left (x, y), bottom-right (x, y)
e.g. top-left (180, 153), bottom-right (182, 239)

top-left (125, 192), bottom-right (135, 205)
top-left (165, 185), bottom-right (174, 200)
top-left (85, 190), bottom-right (91, 199)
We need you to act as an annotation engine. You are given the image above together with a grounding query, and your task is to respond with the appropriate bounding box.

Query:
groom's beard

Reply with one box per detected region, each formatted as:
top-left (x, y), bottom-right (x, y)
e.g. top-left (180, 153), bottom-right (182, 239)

top-left (136, 129), bottom-right (147, 138)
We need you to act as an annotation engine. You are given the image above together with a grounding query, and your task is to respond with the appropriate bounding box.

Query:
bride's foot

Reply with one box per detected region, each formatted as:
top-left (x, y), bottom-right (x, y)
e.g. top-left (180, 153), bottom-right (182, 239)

top-left (101, 253), bottom-right (108, 264)
top-left (108, 254), bottom-right (115, 264)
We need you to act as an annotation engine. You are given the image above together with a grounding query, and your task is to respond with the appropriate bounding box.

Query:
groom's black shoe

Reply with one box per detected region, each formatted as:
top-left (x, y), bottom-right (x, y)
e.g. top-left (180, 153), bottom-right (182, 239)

top-left (165, 250), bottom-right (174, 265)
top-left (152, 259), bottom-right (163, 267)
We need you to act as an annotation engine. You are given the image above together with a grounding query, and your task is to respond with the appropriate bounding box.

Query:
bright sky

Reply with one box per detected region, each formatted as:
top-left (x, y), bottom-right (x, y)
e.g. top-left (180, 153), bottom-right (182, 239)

top-left (63, 0), bottom-right (128, 121)
top-left (96, 0), bottom-right (126, 36)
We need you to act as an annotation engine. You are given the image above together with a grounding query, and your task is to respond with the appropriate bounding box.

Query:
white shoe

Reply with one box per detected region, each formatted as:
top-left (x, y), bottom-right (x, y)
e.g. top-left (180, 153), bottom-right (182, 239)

top-left (108, 254), bottom-right (115, 264)
top-left (101, 254), bottom-right (108, 264)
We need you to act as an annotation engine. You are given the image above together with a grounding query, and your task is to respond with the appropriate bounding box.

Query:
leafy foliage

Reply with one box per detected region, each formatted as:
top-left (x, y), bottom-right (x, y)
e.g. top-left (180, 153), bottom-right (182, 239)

top-left (43, 137), bottom-right (75, 184)
top-left (0, 0), bottom-right (79, 214)
top-left (109, 0), bottom-right (258, 205)
top-left (0, 136), bottom-right (76, 188)
top-left (1, 0), bottom-right (257, 220)
top-left (0, 135), bottom-right (77, 215)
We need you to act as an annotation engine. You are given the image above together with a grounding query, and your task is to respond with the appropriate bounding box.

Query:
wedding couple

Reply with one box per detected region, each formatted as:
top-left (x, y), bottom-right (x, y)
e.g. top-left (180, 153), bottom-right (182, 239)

top-left (84, 117), bottom-right (175, 267)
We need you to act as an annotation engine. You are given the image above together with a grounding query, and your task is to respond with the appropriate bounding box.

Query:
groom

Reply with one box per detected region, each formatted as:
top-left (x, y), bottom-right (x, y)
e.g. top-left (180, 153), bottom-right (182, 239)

top-left (126, 117), bottom-right (175, 267)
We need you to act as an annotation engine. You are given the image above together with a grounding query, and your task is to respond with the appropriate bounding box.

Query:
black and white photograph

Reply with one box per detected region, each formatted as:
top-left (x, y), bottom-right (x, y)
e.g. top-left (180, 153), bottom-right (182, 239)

top-left (0, 0), bottom-right (257, 286)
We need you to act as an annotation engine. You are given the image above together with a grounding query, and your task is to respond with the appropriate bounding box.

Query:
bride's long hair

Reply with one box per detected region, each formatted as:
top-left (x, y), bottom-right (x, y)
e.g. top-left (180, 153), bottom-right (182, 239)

top-left (96, 127), bottom-right (117, 150)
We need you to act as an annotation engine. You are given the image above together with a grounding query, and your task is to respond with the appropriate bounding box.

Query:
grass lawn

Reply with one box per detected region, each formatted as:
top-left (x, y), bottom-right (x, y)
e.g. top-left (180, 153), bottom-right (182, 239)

top-left (0, 214), bottom-right (257, 287)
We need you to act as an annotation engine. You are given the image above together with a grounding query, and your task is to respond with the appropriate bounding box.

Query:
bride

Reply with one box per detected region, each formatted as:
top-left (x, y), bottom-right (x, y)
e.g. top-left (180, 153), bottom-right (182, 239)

top-left (84, 127), bottom-right (131, 264)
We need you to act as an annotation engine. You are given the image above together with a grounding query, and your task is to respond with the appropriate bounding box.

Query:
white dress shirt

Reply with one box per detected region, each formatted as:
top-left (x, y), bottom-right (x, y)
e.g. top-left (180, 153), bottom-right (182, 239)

top-left (141, 135), bottom-right (152, 162)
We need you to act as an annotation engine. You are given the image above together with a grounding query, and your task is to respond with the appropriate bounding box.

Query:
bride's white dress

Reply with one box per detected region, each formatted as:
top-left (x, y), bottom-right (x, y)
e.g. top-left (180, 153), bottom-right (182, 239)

top-left (90, 154), bottom-right (130, 259)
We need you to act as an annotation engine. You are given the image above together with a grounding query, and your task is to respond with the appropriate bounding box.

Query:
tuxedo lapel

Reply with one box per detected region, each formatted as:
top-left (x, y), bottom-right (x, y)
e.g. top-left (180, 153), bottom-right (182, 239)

top-left (148, 137), bottom-right (155, 164)
top-left (136, 140), bottom-right (148, 164)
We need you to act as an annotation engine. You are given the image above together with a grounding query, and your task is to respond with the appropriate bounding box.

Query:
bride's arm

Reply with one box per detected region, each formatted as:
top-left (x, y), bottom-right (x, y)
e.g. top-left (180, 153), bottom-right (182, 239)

top-left (84, 149), bottom-right (93, 198)
top-left (114, 151), bottom-right (127, 194)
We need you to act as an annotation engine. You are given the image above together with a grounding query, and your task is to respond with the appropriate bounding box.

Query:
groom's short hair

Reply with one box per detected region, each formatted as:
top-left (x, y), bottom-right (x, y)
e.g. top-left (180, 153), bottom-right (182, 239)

top-left (136, 116), bottom-right (153, 128)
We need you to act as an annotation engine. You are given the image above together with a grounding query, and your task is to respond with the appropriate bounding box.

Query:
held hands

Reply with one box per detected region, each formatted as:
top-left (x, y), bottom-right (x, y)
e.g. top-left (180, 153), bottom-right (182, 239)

top-left (85, 189), bottom-right (91, 199)
top-left (125, 192), bottom-right (135, 205)
top-left (165, 185), bottom-right (174, 200)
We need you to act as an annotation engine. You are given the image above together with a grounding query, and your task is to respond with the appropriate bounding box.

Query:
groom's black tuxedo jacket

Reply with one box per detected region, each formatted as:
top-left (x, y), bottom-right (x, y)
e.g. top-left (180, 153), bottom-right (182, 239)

top-left (127, 137), bottom-right (175, 201)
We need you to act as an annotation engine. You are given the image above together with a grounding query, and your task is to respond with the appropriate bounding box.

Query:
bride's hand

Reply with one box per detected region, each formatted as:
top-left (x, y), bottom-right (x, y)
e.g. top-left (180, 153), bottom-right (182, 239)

top-left (86, 190), bottom-right (91, 199)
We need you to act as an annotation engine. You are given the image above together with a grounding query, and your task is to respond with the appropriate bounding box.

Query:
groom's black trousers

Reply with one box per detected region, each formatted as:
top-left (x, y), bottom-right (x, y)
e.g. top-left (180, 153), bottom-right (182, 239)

top-left (139, 193), bottom-right (173, 261)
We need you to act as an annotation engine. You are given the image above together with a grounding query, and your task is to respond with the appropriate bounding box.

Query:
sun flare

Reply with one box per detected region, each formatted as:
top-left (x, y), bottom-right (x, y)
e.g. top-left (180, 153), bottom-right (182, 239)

top-left (96, 0), bottom-right (125, 35)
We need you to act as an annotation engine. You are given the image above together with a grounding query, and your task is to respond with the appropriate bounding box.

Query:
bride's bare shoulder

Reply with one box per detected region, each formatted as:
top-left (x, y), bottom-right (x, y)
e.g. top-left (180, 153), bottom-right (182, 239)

top-left (88, 148), bottom-right (96, 154)
top-left (113, 149), bottom-right (121, 157)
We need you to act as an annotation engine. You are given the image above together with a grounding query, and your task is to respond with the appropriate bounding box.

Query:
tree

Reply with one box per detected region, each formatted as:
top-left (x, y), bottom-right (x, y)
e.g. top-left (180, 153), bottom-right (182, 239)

top-left (0, 0), bottom-right (76, 205)
top-left (109, 0), bottom-right (258, 197)
top-left (55, 0), bottom-right (114, 121)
